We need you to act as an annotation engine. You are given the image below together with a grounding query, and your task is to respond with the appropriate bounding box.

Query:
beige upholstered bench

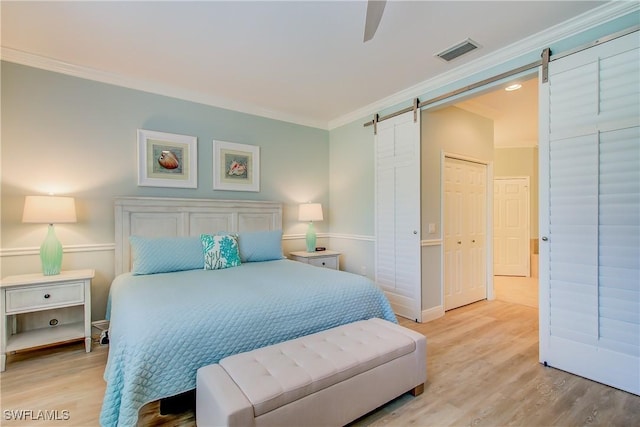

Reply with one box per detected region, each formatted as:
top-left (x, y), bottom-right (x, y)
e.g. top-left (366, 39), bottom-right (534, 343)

top-left (196, 318), bottom-right (427, 427)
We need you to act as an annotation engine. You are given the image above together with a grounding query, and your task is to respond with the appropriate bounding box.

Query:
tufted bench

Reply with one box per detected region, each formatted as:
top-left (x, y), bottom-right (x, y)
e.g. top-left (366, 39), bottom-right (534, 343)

top-left (196, 318), bottom-right (427, 427)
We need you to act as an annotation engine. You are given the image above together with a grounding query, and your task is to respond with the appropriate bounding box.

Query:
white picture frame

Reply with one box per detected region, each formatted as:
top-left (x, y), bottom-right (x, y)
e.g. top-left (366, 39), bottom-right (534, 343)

top-left (213, 140), bottom-right (260, 192)
top-left (137, 129), bottom-right (198, 188)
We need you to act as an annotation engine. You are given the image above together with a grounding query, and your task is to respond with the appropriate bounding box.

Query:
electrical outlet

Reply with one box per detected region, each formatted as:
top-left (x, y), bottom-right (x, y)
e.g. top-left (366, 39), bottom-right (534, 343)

top-left (361, 266), bottom-right (367, 276)
top-left (428, 223), bottom-right (436, 234)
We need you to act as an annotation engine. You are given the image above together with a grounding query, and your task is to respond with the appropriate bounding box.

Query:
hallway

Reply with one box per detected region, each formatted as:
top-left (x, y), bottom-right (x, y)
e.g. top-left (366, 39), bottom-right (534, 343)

top-left (493, 275), bottom-right (538, 308)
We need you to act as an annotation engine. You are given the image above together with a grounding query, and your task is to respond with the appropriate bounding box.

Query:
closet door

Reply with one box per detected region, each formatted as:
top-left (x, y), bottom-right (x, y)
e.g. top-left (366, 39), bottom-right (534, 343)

top-left (375, 110), bottom-right (421, 321)
top-left (443, 157), bottom-right (487, 310)
top-left (539, 31), bottom-right (639, 395)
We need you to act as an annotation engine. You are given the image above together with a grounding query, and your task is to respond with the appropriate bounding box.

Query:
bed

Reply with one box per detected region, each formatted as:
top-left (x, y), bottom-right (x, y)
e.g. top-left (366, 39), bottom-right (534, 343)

top-left (100, 197), bottom-right (396, 427)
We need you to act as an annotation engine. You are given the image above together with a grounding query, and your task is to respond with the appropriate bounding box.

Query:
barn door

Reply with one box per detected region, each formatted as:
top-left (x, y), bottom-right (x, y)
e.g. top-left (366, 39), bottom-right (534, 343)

top-left (375, 110), bottom-right (422, 321)
top-left (539, 31), bottom-right (639, 395)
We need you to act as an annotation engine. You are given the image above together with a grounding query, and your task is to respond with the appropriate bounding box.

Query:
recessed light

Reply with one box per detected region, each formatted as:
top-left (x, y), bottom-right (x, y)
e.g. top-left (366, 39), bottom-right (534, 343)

top-left (505, 83), bottom-right (522, 91)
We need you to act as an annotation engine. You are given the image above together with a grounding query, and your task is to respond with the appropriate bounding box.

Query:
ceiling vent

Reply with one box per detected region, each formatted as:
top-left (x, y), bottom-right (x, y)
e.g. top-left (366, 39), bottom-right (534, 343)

top-left (436, 38), bottom-right (480, 62)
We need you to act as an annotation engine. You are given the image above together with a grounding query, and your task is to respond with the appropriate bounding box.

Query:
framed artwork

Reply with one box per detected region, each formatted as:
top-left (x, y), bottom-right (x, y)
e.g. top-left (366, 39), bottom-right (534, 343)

top-left (137, 129), bottom-right (198, 188)
top-left (213, 140), bottom-right (260, 192)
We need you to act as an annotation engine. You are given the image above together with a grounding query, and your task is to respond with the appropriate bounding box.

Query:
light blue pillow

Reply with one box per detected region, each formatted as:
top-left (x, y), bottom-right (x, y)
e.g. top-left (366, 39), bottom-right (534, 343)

top-left (130, 236), bottom-right (204, 275)
top-left (201, 234), bottom-right (242, 270)
top-left (237, 230), bottom-right (284, 262)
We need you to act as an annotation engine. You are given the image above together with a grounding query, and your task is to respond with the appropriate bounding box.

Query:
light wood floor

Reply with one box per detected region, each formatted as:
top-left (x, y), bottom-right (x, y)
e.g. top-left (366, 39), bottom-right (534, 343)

top-left (493, 274), bottom-right (538, 308)
top-left (1, 299), bottom-right (638, 426)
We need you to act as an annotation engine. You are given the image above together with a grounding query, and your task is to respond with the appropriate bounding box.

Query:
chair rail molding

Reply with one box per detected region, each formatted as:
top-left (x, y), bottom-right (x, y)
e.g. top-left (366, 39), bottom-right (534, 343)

top-left (0, 243), bottom-right (115, 257)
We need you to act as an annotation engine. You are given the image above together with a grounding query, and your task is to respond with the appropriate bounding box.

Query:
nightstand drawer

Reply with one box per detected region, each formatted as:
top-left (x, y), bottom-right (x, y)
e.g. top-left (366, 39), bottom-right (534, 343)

top-left (5, 282), bottom-right (84, 314)
top-left (308, 257), bottom-right (338, 269)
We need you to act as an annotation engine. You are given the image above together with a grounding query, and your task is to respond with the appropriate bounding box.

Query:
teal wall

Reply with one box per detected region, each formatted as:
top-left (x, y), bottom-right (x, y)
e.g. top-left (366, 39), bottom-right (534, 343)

top-left (1, 62), bottom-right (330, 319)
top-left (328, 118), bottom-right (376, 276)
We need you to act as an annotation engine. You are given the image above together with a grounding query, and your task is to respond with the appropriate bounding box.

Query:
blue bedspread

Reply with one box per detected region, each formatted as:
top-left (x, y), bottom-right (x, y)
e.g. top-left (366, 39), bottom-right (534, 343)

top-left (100, 259), bottom-right (396, 426)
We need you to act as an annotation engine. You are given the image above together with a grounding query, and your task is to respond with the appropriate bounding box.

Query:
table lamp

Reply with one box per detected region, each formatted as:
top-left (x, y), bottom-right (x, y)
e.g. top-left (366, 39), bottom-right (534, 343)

top-left (298, 203), bottom-right (323, 253)
top-left (22, 195), bottom-right (77, 276)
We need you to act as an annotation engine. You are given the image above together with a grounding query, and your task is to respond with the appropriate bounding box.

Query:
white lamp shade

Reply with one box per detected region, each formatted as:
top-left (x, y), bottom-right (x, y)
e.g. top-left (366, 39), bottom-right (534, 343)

top-left (298, 203), bottom-right (323, 222)
top-left (22, 196), bottom-right (77, 224)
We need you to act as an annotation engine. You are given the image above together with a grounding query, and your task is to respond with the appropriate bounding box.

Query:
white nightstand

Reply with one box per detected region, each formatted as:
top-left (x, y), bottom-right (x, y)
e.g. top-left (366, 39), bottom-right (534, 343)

top-left (289, 250), bottom-right (341, 270)
top-left (0, 269), bottom-right (94, 372)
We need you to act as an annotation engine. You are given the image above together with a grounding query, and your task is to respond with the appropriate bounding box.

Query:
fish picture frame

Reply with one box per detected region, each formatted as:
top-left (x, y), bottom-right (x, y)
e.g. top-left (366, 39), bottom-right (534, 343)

top-left (213, 140), bottom-right (260, 192)
top-left (137, 129), bottom-right (198, 188)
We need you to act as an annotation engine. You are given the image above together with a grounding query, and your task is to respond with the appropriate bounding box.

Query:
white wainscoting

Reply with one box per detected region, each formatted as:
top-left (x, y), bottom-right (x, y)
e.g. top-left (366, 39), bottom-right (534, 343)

top-left (0, 243), bottom-right (115, 257)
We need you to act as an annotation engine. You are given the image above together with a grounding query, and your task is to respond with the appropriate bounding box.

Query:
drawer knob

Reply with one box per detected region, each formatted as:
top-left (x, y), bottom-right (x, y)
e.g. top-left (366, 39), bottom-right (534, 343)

top-left (44, 293), bottom-right (51, 299)
top-left (322, 262), bottom-right (326, 266)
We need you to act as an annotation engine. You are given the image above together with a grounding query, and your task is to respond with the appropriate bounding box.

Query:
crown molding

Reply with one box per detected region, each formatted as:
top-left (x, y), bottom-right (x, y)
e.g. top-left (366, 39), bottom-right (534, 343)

top-left (0, 48), bottom-right (329, 130)
top-left (1, 2), bottom-right (635, 132)
top-left (327, 1), bottom-right (639, 130)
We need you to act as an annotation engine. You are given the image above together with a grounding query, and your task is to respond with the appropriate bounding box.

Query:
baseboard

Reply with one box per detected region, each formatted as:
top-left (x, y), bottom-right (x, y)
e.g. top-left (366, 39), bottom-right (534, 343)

top-left (531, 254), bottom-right (539, 278)
top-left (421, 305), bottom-right (445, 323)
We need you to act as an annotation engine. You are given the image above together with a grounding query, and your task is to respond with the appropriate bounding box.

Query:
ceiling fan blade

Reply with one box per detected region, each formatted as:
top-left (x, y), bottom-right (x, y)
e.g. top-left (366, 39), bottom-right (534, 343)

top-left (363, 0), bottom-right (387, 42)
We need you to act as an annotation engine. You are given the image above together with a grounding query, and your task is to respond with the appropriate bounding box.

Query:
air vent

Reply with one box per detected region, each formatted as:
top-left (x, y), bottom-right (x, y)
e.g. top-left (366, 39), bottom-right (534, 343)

top-left (436, 38), bottom-right (480, 62)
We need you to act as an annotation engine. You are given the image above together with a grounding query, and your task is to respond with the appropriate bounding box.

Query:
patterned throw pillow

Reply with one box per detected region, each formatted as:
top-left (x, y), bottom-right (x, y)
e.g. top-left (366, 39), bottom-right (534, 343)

top-left (201, 234), bottom-right (241, 270)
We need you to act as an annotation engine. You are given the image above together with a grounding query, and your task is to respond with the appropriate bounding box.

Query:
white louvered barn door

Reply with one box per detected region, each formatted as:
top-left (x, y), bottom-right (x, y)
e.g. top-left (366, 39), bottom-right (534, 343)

top-left (539, 31), bottom-right (639, 395)
top-left (375, 110), bottom-right (422, 321)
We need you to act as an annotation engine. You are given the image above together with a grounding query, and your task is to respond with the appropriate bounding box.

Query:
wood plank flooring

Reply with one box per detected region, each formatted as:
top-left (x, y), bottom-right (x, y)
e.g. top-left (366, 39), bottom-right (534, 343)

top-left (1, 299), bottom-right (638, 426)
top-left (493, 275), bottom-right (538, 308)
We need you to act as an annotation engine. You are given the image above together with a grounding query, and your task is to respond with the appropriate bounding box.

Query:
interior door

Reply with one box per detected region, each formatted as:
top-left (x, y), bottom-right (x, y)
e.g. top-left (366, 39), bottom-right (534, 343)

top-left (444, 156), bottom-right (487, 310)
top-left (539, 31), bottom-right (639, 395)
top-left (375, 110), bottom-right (422, 321)
top-left (494, 177), bottom-right (530, 276)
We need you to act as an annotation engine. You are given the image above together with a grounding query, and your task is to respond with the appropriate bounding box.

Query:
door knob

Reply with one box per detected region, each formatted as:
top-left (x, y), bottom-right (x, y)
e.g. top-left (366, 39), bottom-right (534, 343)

top-left (541, 236), bottom-right (549, 241)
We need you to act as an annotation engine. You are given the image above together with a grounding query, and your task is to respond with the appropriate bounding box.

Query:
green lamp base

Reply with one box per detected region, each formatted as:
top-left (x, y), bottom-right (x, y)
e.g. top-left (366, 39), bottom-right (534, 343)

top-left (40, 224), bottom-right (63, 276)
top-left (305, 222), bottom-right (317, 253)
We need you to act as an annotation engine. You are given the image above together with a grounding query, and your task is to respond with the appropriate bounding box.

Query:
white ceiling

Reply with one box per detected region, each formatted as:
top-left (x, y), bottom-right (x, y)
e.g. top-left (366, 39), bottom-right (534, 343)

top-left (456, 76), bottom-right (539, 148)
top-left (1, 1), bottom-right (611, 129)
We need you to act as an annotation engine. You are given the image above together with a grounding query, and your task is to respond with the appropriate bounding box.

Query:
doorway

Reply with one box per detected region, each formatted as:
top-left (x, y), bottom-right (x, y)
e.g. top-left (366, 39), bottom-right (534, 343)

top-left (454, 76), bottom-right (539, 308)
top-left (493, 176), bottom-right (530, 277)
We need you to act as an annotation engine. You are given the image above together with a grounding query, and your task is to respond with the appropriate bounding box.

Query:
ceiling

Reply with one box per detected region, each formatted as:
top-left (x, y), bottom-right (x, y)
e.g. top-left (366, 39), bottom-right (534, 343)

top-left (1, 1), bottom-right (609, 129)
top-left (455, 76), bottom-right (539, 148)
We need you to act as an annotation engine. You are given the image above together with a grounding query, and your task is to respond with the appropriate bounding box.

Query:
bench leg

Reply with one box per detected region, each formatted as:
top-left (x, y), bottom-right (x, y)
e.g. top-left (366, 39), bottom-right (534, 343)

top-left (410, 383), bottom-right (424, 396)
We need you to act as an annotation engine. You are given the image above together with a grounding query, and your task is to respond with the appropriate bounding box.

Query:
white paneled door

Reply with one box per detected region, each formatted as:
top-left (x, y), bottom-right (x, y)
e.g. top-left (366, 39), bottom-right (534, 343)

top-left (375, 110), bottom-right (421, 322)
top-left (494, 177), bottom-right (530, 276)
top-left (539, 31), bottom-right (639, 395)
top-left (444, 157), bottom-right (487, 311)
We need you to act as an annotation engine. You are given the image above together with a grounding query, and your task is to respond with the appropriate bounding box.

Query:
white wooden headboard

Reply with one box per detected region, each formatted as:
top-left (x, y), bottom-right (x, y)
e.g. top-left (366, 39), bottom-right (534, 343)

top-left (114, 197), bottom-right (283, 275)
